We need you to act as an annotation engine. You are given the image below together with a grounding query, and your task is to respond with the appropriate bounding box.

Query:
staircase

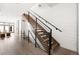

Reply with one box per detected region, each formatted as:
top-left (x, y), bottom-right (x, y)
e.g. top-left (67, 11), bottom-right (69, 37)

top-left (22, 11), bottom-right (61, 55)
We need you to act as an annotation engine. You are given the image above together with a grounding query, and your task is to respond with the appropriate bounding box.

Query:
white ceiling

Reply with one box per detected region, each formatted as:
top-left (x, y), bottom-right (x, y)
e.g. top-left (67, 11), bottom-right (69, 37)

top-left (0, 3), bottom-right (58, 22)
top-left (0, 3), bottom-right (36, 22)
top-left (0, 3), bottom-right (36, 16)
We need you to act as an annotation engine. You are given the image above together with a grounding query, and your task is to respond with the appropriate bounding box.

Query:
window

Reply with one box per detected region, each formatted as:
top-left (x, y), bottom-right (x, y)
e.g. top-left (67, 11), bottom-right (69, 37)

top-left (0, 26), bottom-right (4, 32)
top-left (5, 26), bottom-right (9, 32)
top-left (0, 22), bottom-right (14, 33)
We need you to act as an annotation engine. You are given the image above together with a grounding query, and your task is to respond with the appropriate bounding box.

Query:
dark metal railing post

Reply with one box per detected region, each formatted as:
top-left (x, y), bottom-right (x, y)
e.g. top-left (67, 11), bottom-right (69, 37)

top-left (48, 29), bottom-right (52, 55)
top-left (28, 12), bottom-right (30, 22)
top-left (27, 12), bottom-right (30, 43)
top-left (28, 30), bottom-right (29, 43)
top-left (36, 17), bottom-right (37, 30)
top-left (35, 17), bottom-right (37, 47)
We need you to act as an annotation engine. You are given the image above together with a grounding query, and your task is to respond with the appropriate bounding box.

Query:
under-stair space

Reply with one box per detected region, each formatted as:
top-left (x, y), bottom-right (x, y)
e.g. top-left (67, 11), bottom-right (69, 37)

top-left (23, 11), bottom-right (60, 55)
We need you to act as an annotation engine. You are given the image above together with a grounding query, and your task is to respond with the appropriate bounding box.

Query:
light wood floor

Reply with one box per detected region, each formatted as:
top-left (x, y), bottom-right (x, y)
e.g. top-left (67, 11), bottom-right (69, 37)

top-left (0, 34), bottom-right (47, 55)
top-left (0, 34), bottom-right (78, 55)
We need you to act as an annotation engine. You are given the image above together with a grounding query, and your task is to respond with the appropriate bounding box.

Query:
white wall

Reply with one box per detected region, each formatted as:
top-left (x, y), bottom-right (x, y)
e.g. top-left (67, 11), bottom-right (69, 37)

top-left (31, 3), bottom-right (77, 52)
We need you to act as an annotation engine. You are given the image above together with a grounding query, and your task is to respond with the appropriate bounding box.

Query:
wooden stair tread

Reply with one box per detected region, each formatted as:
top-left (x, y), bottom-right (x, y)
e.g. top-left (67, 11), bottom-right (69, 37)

top-left (37, 29), bottom-right (44, 31)
top-left (43, 38), bottom-right (49, 42)
top-left (41, 35), bottom-right (47, 38)
top-left (38, 32), bottom-right (44, 34)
